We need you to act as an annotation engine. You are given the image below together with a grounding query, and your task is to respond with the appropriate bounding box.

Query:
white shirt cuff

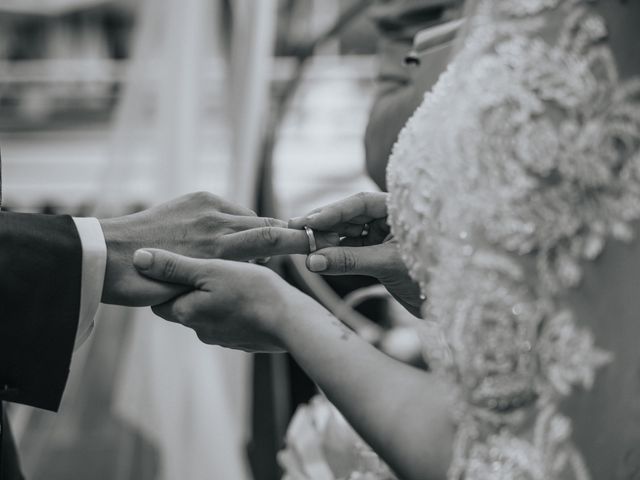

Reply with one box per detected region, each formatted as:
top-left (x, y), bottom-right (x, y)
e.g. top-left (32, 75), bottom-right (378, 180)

top-left (72, 217), bottom-right (107, 349)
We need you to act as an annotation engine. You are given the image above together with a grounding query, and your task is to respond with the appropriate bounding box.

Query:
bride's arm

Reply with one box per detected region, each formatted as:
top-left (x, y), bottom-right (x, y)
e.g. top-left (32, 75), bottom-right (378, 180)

top-left (133, 249), bottom-right (454, 480)
top-left (280, 293), bottom-right (454, 480)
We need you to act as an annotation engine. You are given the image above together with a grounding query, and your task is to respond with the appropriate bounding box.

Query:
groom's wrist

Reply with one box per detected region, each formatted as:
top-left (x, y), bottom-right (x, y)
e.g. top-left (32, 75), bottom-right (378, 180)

top-left (98, 217), bottom-right (130, 304)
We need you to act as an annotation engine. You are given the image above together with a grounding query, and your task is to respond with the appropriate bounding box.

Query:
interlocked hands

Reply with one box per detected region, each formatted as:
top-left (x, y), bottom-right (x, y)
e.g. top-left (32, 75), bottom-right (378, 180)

top-left (128, 191), bottom-right (422, 352)
top-left (101, 191), bottom-right (338, 307)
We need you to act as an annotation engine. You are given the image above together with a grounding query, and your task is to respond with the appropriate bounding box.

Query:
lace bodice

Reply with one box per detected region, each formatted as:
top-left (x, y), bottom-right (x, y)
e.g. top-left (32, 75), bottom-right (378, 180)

top-left (387, 0), bottom-right (640, 478)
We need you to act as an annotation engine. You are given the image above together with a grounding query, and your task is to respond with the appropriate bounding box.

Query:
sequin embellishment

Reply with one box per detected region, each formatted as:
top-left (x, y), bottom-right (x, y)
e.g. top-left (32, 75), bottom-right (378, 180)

top-left (387, 0), bottom-right (639, 478)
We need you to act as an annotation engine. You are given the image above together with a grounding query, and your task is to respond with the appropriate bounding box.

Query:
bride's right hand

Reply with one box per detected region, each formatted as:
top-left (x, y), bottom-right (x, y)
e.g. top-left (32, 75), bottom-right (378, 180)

top-left (288, 192), bottom-right (423, 317)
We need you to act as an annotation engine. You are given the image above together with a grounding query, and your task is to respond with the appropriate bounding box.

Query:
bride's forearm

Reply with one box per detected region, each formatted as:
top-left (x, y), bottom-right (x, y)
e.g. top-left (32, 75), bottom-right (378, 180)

top-left (279, 296), bottom-right (454, 480)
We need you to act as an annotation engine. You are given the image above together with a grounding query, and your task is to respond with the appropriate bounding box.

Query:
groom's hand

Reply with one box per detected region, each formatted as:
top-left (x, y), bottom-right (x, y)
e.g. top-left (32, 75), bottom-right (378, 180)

top-left (99, 192), bottom-right (338, 307)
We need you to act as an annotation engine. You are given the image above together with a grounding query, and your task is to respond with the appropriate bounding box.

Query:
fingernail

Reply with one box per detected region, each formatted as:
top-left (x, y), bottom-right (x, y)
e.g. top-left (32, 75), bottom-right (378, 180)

top-left (133, 249), bottom-right (154, 269)
top-left (306, 212), bottom-right (321, 220)
top-left (308, 254), bottom-right (327, 272)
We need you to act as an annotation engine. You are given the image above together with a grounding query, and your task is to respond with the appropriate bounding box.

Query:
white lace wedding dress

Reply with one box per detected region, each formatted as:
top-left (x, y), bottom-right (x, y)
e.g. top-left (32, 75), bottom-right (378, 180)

top-left (281, 0), bottom-right (640, 478)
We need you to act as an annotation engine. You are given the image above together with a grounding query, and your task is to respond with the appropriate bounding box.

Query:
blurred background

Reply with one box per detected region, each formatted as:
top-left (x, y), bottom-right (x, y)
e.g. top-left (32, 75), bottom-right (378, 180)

top-left (0, 0), bottom-right (379, 211)
top-left (0, 1), bottom-right (458, 479)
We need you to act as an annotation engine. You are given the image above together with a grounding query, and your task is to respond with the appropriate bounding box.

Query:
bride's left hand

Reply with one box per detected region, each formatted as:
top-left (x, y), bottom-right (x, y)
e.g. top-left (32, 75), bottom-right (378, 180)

top-left (289, 192), bottom-right (423, 317)
top-left (132, 248), bottom-right (313, 352)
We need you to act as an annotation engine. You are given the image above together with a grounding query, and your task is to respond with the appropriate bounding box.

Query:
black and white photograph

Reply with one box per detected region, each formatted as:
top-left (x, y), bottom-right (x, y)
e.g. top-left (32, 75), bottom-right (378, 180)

top-left (0, 0), bottom-right (639, 479)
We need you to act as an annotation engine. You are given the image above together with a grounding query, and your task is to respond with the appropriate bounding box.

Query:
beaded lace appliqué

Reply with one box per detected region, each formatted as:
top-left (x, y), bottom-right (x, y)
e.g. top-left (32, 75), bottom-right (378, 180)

top-left (387, 0), bottom-right (640, 478)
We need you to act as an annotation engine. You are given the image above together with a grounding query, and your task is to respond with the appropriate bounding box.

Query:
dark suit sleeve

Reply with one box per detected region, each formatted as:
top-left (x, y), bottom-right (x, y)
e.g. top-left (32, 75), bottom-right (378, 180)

top-left (0, 212), bottom-right (82, 412)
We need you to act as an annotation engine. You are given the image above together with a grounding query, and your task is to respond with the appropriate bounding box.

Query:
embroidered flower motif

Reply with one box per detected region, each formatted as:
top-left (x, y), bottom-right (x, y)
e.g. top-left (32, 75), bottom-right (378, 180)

top-left (514, 119), bottom-right (559, 176)
top-left (466, 433), bottom-right (546, 480)
top-left (449, 274), bottom-right (540, 413)
top-left (496, 0), bottom-right (562, 17)
top-left (457, 14), bottom-right (640, 290)
top-left (538, 310), bottom-right (612, 396)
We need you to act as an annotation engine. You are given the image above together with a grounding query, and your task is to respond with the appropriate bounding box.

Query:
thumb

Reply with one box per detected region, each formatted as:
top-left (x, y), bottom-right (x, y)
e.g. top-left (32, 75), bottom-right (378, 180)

top-left (133, 248), bottom-right (203, 286)
top-left (305, 244), bottom-right (391, 277)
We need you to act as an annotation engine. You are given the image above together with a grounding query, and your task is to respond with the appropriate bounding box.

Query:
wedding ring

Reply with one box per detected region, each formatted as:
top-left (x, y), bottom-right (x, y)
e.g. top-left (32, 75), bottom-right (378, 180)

top-left (304, 225), bottom-right (317, 253)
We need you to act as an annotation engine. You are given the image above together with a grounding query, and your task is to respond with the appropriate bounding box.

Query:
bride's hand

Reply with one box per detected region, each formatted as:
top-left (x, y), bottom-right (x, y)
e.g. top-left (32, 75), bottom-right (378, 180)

top-left (288, 192), bottom-right (423, 317)
top-left (132, 248), bottom-right (313, 352)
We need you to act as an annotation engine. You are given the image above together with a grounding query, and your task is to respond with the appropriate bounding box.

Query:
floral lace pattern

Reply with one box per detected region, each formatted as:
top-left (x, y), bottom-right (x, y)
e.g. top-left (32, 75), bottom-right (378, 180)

top-left (387, 0), bottom-right (640, 478)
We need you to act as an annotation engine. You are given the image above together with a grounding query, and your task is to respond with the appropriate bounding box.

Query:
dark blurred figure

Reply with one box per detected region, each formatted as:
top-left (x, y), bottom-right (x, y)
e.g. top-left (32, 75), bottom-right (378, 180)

top-left (365, 0), bottom-right (463, 190)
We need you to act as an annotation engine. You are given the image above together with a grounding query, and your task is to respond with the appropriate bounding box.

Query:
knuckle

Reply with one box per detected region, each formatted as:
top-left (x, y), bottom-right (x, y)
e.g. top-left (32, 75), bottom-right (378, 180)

top-left (171, 303), bottom-right (189, 323)
top-left (162, 258), bottom-right (178, 279)
top-left (196, 212), bottom-right (222, 229)
top-left (354, 191), bottom-right (370, 205)
top-left (259, 227), bottom-right (280, 247)
top-left (354, 191), bottom-right (368, 201)
top-left (261, 217), bottom-right (279, 228)
top-left (190, 191), bottom-right (209, 201)
top-left (191, 191), bottom-right (217, 205)
top-left (338, 249), bottom-right (357, 273)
